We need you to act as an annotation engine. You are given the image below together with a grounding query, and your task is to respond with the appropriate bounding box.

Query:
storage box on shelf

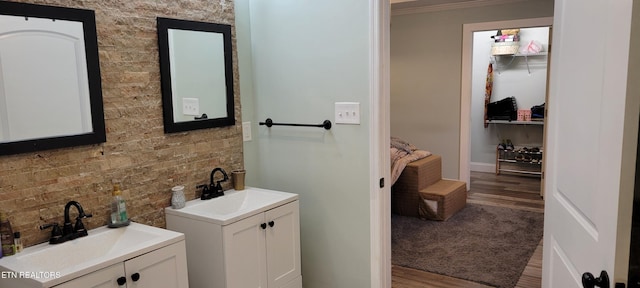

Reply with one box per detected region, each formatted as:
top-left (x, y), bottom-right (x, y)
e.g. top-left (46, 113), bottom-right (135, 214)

top-left (491, 41), bottom-right (520, 55)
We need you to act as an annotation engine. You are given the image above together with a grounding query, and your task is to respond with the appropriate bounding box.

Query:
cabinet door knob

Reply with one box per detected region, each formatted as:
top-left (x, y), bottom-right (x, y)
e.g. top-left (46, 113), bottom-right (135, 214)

top-left (268, 221), bottom-right (275, 227)
top-left (117, 276), bottom-right (126, 286)
top-left (131, 272), bottom-right (140, 282)
top-left (260, 223), bottom-right (267, 229)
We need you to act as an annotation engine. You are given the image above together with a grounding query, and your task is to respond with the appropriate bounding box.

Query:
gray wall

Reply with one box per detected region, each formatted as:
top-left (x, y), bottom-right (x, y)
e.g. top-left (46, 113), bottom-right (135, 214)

top-left (237, 1), bottom-right (373, 287)
top-left (390, 0), bottom-right (554, 179)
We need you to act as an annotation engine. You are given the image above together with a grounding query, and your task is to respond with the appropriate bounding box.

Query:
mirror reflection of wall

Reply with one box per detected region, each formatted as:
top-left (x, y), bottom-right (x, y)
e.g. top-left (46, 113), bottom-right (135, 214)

top-left (157, 17), bottom-right (235, 133)
top-left (168, 29), bottom-right (228, 122)
top-left (0, 15), bottom-right (92, 142)
top-left (0, 1), bottom-right (105, 156)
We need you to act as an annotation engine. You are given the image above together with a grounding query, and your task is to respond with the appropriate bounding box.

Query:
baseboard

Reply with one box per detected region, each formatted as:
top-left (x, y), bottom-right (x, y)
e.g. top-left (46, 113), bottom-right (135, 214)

top-left (470, 162), bottom-right (495, 173)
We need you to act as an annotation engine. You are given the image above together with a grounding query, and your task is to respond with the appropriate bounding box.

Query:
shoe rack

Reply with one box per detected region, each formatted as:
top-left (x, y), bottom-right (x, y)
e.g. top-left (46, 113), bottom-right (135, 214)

top-left (495, 146), bottom-right (543, 176)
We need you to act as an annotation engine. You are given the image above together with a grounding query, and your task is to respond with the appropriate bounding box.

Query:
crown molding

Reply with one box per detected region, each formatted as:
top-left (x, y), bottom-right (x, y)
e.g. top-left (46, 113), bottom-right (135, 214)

top-left (391, 0), bottom-right (528, 16)
top-left (390, 0), bottom-right (418, 3)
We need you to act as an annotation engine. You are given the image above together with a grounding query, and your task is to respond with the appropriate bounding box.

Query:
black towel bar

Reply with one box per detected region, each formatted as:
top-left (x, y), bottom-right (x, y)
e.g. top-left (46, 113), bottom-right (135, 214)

top-left (259, 118), bottom-right (332, 130)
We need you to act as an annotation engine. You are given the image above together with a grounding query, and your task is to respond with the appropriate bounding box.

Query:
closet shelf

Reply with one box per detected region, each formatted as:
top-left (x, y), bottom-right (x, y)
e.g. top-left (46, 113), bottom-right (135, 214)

top-left (487, 120), bottom-right (544, 125)
top-left (512, 52), bottom-right (548, 57)
top-left (492, 52), bottom-right (548, 74)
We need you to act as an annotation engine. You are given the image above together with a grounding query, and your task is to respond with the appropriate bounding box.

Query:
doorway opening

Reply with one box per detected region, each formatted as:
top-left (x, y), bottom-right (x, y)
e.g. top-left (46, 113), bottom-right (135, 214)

top-left (467, 24), bottom-right (550, 214)
top-left (467, 24), bottom-right (550, 211)
top-left (469, 27), bottom-right (549, 180)
top-left (390, 17), bottom-right (553, 287)
top-left (459, 17), bottom-right (553, 191)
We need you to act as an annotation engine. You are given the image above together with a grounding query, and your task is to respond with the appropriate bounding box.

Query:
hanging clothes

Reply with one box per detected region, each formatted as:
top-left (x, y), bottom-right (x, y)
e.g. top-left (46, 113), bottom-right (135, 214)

top-left (483, 62), bottom-right (493, 128)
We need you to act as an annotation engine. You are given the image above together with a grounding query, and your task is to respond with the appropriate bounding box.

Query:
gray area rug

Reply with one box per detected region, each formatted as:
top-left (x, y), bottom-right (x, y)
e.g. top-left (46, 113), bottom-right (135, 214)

top-left (392, 203), bottom-right (544, 288)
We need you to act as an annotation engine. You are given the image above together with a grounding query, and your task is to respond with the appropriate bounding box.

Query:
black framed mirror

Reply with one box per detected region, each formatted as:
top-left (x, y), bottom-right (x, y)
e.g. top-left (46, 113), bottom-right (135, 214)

top-left (157, 17), bottom-right (235, 133)
top-left (0, 1), bottom-right (106, 155)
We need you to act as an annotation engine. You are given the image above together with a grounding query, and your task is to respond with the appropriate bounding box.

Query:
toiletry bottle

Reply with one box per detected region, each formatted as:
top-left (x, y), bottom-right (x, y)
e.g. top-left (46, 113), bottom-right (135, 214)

top-left (13, 232), bottom-right (22, 253)
top-left (0, 212), bottom-right (15, 256)
top-left (110, 184), bottom-right (129, 225)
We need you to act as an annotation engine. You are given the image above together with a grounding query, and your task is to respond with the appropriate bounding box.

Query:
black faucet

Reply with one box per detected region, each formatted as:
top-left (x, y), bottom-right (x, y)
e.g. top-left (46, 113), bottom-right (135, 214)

top-left (40, 201), bottom-right (92, 244)
top-left (197, 168), bottom-right (228, 200)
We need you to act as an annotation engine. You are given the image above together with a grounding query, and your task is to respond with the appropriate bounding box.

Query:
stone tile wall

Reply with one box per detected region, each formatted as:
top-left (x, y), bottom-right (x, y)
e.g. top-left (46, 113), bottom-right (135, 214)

top-left (0, 0), bottom-right (242, 247)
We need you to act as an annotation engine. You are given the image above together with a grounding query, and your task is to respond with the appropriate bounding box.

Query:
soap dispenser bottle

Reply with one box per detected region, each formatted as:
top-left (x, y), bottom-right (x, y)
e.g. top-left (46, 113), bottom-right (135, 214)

top-left (0, 212), bottom-right (14, 256)
top-left (109, 184), bottom-right (130, 228)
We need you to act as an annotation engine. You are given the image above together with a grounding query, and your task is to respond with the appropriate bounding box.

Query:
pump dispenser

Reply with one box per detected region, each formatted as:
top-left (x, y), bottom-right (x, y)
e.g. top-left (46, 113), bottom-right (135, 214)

top-left (108, 184), bottom-right (130, 228)
top-left (0, 212), bottom-right (14, 256)
top-left (13, 232), bottom-right (22, 253)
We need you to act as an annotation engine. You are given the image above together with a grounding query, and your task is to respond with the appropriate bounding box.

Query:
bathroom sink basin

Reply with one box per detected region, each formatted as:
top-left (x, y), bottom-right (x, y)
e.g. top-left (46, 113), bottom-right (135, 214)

top-left (165, 187), bottom-right (298, 225)
top-left (0, 222), bottom-right (184, 287)
top-left (17, 225), bottom-right (158, 271)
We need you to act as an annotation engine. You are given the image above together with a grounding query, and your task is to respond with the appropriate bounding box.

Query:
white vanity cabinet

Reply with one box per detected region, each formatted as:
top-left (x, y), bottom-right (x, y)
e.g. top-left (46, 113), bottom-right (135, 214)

top-left (165, 187), bottom-right (302, 288)
top-left (0, 223), bottom-right (188, 288)
top-left (53, 241), bottom-right (188, 288)
top-left (224, 201), bottom-right (301, 288)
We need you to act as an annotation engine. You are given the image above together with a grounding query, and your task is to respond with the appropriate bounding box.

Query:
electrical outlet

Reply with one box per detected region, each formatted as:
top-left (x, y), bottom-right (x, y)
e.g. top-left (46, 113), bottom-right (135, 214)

top-left (335, 102), bottom-right (360, 124)
top-left (182, 98), bottom-right (199, 116)
top-left (242, 121), bottom-right (252, 141)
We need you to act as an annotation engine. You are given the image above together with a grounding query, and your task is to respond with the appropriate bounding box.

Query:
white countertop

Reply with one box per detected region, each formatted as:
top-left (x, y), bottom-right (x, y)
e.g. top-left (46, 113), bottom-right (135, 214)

top-left (165, 187), bottom-right (298, 225)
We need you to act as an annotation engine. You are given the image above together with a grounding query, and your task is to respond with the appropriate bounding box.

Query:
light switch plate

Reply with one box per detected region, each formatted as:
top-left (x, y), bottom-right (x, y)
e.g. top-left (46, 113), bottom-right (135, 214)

top-left (335, 102), bottom-right (360, 124)
top-left (242, 121), bottom-right (252, 141)
top-left (182, 98), bottom-right (199, 116)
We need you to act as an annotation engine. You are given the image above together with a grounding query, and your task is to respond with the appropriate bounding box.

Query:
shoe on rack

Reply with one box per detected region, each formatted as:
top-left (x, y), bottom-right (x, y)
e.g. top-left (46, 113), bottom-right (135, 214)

top-left (497, 140), bottom-right (506, 150)
top-left (506, 139), bottom-right (515, 151)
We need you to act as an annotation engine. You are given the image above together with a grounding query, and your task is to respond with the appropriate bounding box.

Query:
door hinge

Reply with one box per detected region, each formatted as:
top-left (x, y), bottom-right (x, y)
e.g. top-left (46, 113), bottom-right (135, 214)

top-left (379, 178), bottom-right (385, 188)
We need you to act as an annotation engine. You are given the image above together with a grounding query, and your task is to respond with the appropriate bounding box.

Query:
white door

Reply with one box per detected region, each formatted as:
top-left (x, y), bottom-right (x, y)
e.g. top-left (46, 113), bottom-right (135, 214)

top-left (53, 263), bottom-right (123, 288)
top-left (223, 212), bottom-right (268, 288)
top-left (124, 242), bottom-right (189, 288)
top-left (265, 201), bottom-right (301, 288)
top-left (542, 0), bottom-right (636, 287)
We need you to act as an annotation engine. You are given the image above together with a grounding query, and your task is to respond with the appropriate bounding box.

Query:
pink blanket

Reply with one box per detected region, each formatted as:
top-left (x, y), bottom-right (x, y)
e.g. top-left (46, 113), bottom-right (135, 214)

top-left (390, 137), bottom-right (431, 186)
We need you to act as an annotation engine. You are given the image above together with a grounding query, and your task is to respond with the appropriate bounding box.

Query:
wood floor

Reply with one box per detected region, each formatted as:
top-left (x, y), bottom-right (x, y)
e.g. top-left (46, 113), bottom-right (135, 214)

top-left (392, 171), bottom-right (544, 288)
